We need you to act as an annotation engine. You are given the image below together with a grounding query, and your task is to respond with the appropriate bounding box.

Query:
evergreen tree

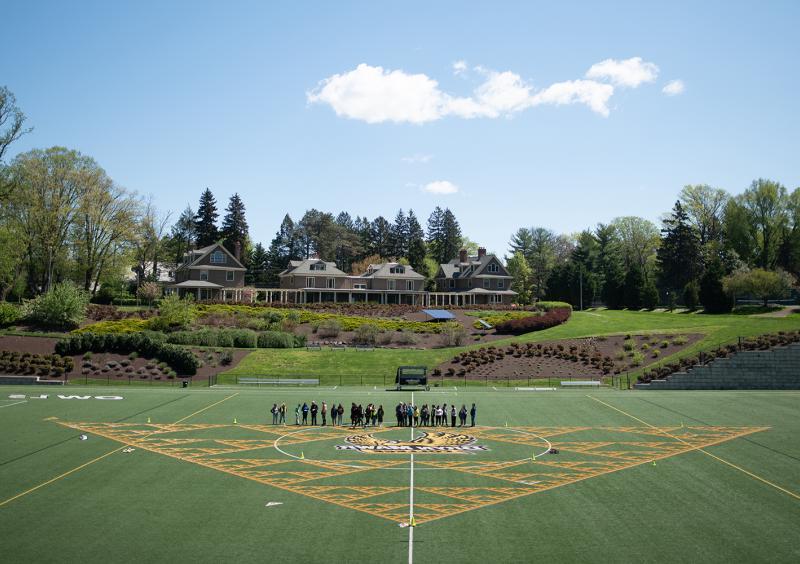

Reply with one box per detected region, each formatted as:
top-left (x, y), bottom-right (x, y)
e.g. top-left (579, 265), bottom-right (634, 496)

top-left (426, 207), bottom-right (445, 262)
top-left (247, 243), bottom-right (269, 286)
top-left (369, 216), bottom-right (393, 258)
top-left (220, 193), bottom-right (249, 258)
top-left (641, 277), bottom-right (660, 309)
top-left (657, 200), bottom-right (701, 294)
top-left (265, 214), bottom-right (300, 285)
top-left (683, 280), bottom-right (700, 310)
top-left (194, 188), bottom-right (219, 247)
top-left (506, 251), bottom-right (533, 304)
top-left (699, 256), bottom-right (732, 313)
top-left (354, 216), bottom-right (372, 262)
top-left (168, 205), bottom-right (196, 263)
top-left (596, 223), bottom-right (625, 309)
top-left (407, 210), bottom-right (427, 275)
top-left (440, 208), bottom-right (462, 263)
top-left (390, 209), bottom-right (409, 259)
top-left (623, 262), bottom-right (645, 309)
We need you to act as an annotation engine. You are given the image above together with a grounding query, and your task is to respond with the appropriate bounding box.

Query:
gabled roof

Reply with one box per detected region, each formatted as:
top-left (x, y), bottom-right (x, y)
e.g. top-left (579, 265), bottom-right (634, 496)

top-left (360, 262), bottom-right (425, 280)
top-left (279, 258), bottom-right (347, 277)
top-left (177, 243), bottom-right (245, 271)
top-left (437, 253), bottom-right (507, 279)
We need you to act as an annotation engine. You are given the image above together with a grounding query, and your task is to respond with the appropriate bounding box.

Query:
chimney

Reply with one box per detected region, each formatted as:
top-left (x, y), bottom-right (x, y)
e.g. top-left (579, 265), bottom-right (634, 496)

top-left (459, 249), bottom-right (468, 263)
top-left (234, 240), bottom-right (241, 262)
top-left (478, 247), bottom-right (486, 259)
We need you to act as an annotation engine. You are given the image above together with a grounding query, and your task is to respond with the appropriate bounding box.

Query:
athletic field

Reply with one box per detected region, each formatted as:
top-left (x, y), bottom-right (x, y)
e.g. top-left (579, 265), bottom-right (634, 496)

top-left (1, 386), bottom-right (799, 563)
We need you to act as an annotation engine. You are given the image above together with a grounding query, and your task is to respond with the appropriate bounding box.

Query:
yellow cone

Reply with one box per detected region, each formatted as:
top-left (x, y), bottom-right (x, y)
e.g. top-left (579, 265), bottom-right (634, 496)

top-left (147, 417), bottom-right (151, 423)
top-left (234, 418), bottom-right (238, 424)
top-left (652, 460), bottom-right (657, 466)
top-left (300, 451), bottom-right (305, 460)
top-left (410, 516), bottom-right (416, 527)
top-left (532, 452), bottom-right (536, 461)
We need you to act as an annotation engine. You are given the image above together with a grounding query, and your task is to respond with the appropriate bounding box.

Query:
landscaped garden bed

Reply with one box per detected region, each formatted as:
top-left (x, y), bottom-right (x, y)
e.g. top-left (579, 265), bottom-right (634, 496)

top-left (435, 333), bottom-right (703, 381)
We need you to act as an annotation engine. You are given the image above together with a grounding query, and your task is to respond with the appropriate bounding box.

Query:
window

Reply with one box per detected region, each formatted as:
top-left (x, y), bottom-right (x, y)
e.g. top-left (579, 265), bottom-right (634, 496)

top-left (490, 294), bottom-right (502, 304)
top-left (327, 277), bottom-right (335, 289)
top-left (484, 278), bottom-right (491, 289)
top-left (448, 279), bottom-right (455, 289)
top-left (498, 280), bottom-right (504, 289)
top-left (487, 263), bottom-right (499, 273)
top-left (306, 277), bottom-right (315, 288)
top-left (390, 265), bottom-right (405, 274)
top-left (388, 280), bottom-right (396, 291)
top-left (210, 251), bottom-right (226, 264)
top-left (226, 271), bottom-right (234, 282)
top-left (406, 280), bottom-right (414, 291)
top-left (354, 283), bottom-right (367, 290)
top-left (200, 271), bottom-right (209, 281)
top-left (310, 262), bottom-right (326, 271)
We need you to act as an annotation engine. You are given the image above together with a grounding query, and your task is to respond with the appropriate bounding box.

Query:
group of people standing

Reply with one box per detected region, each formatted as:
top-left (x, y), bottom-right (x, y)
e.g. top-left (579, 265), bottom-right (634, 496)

top-left (269, 400), bottom-right (477, 429)
top-left (395, 402), bottom-right (476, 427)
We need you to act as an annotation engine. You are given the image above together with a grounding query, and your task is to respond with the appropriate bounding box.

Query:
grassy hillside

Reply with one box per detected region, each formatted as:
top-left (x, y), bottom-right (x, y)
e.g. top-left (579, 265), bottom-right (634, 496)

top-left (221, 309), bottom-right (800, 384)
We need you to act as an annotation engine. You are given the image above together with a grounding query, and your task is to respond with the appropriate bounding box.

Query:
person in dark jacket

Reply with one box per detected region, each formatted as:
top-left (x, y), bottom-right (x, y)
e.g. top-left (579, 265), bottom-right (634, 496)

top-left (470, 403), bottom-right (477, 427)
top-left (450, 405), bottom-right (457, 427)
top-left (302, 402), bottom-right (309, 425)
top-left (377, 405), bottom-right (384, 427)
top-left (459, 405), bottom-right (467, 426)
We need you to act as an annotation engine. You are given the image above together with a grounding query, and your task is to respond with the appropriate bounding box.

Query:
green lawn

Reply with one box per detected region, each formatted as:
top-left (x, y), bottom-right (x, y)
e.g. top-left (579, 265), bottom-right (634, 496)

top-left (222, 309), bottom-right (800, 384)
top-left (1, 386), bottom-right (798, 562)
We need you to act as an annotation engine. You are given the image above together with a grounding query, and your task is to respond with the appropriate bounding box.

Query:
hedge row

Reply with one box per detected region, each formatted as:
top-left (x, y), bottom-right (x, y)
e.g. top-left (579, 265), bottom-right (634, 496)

top-left (55, 333), bottom-right (199, 375)
top-left (493, 307), bottom-right (571, 335)
top-left (165, 328), bottom-right (304, 349)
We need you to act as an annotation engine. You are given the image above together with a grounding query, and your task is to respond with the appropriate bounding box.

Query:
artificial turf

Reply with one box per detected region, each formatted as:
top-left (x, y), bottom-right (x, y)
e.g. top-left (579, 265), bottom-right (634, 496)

top-left (1, 385), bottom-right (798, 563)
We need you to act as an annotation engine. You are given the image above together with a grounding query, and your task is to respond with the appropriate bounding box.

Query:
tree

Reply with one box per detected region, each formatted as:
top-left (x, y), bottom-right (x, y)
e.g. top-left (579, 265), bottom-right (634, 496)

top-left (136, 281), bottom-right (161, 307)
top-left (611, 216), bottom-right (660, 277)
top-left (266, 214), bottom-right (301, 285)
top-left (369, 216), bottom-right (393, 258)
top-left (426, 207), bottom-right (446, 263)
top-left (297, 209), bottom-right (337, 259)
top-left (641, 278), bottom-right (660, 309)
top-left (596, 223), bottom-right (625, 309)
top-left (220, 193), bottom-right (249, 259)
top-left (194, 188), bottom-right (219, 247)
top-left (23, 281), bottom-right (88, 329)
top-left (440, 209), bottom-right (462, 263)
top-left (131, 197), bottom-right (172, 285)
top-left (406, 211), bottom-right (427, 275)
top-left (657, 201), bottom-right (702, 295)
top-left (699, 256), bottom-right (732, 313)
top-left (390, 209), bottom-right (409, 258)
top-left (350, 254), bottom-right (383, 275)
top-left (168, 206), bottom-right (196, 263)
top-left (723, 268), bottom-right (794, 307)
top-left (506, 251), bottom-right (532, 304)
top-left (0, 223), bottom-right (25, 300)
top-left (247, 243), bottom-right (269, 286)
top-left (679, 184), bottom-right (729, 245)
top-left (623, 262), bottom-right (645, 309)
top-left (527, 228), bottom-right (557, 299)
top-left (73, 173), bottom-right (138, 293)
top-left (737, 179), bottom-right (788, 269)
top-left (8, 147), bottom-right (94, 293)
top-left (683, 280), bottom-right (700, 310)
top-left (0, 86), bottom-right (32, 199)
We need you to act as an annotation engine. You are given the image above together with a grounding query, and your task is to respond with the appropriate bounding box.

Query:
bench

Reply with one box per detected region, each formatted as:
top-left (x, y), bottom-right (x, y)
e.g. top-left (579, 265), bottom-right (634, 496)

top-left (354, 345), bottom-right (374, 351)
top-left (477, 319), bottom-right (493, 330)
top-left (560, 380), bottom-right (601, 387)
top-left (238, 378), bottom-right (319, 386)
top-left (306, 345), bottom-right (322, 351)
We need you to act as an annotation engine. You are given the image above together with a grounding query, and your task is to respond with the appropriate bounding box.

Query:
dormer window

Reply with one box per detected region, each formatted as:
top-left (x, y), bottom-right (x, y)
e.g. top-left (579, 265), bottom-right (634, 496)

top-left (389, 265), bottom-right (405, 274)
top-left (310, 262), bottom-right (326, 271)
top-left (210, 250), bottom-right (227, 264)
top-left (487, 263), bottom-right (499, 273)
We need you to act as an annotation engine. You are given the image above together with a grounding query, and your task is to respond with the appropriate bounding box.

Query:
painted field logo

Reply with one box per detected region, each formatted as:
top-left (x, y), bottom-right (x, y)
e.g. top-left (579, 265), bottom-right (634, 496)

top-left (336, 431), bottom-right (488, 454)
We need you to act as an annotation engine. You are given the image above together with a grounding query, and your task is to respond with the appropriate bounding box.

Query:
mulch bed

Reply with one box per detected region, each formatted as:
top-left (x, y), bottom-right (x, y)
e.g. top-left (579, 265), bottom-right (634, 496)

top-left (436, 333), bottom-right (704, 381)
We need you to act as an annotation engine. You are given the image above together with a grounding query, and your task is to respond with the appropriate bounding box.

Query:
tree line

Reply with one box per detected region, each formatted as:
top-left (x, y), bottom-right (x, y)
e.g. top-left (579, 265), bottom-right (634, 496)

top-left (506, 181), bottom-right (800, 311)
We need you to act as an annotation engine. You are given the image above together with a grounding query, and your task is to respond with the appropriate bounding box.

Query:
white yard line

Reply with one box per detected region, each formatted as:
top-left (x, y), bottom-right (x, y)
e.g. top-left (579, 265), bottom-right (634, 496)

top-left (0, 400), bottom-right (27, 409)
top-left (408, 391), bottom-right (415, 564)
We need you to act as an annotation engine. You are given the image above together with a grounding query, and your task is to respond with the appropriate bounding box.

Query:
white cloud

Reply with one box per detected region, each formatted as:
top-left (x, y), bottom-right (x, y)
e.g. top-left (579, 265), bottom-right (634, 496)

top-left (423, 180), bottom-right (459, 195)
top-left (308, 58), bottom-right (661, 123)
top-left (452, 60), bottom-right (467, 76)
top-left (585, 57), bottom-right (659, 87)
top-left (306, 63), bottom-right (448, 124)
top-left (401, 154), bottom-right (433, 164)
top-left (662, 79), bottom-right (685, 96)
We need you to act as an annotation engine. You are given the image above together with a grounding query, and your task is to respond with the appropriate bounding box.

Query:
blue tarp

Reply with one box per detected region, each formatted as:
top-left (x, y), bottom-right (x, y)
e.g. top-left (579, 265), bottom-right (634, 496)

top-left (422, 309), bottom-right (456, 320)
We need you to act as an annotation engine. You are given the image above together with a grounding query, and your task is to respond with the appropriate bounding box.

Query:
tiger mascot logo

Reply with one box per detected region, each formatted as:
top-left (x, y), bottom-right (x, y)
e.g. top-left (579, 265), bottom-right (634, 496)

top-left (336, 431), bottom-right (488, 453)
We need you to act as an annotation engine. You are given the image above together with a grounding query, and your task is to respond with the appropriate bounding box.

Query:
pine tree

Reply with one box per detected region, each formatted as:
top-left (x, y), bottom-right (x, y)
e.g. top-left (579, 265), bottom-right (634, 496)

top-left (169, 205), bottom-right (196, 263)
top-left (194, 188), bottom-right (219, 247)
top-left (391, 209), bottom-right (409, 259)
top-left (369, 216), bottom-right (392, 258)
top-left (596, 223), bottom-right (625, 309)
top-left (623, 262), bottom-right (645, 309)
top-left (265, 214), bottom-right (299, 285)
top-left (657, 200), bottom-right (701, 294)
top-left (247, 243), bottom-right (268, 286)
top-left (426, 207), bottom-right (445, 262)
top-left (699, 255), bottom-right (732, 313)
top-left (406, 210), bottom-right (427, 274)
top-left (220, 193), bottom-right (249, 258)
top-left (440, 209), bottom-right (462, 263)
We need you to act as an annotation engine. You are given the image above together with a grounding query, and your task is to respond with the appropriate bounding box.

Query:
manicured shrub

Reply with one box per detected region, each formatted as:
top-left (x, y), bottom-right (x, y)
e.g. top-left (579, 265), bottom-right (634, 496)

top-left (439, 324), bottom-right (467, 347)
top-left (24, 281), bottom-right (89, 329)
top-left (353, 323), bottom-right (379, 345)
top-left (535, 301), bottom-right (573, 312)
top-left (219, 351), bottom-right (233, 365)
top-left (147, 294), bottom-right (196, 331)
top-left (494, 308), bottom-right (571, 335)
top-left (316, 319), bottom-right (342, 338)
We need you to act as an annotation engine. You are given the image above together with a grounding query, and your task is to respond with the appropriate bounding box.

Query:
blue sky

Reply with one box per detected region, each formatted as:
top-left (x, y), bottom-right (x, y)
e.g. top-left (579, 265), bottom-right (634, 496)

top-left (3, 0), bottom-right (798, 256)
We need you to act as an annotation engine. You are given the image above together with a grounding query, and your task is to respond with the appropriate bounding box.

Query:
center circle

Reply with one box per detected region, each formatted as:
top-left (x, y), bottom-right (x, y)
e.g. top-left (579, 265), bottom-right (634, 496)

top-left (271, 425), bottom-right (552, 471)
